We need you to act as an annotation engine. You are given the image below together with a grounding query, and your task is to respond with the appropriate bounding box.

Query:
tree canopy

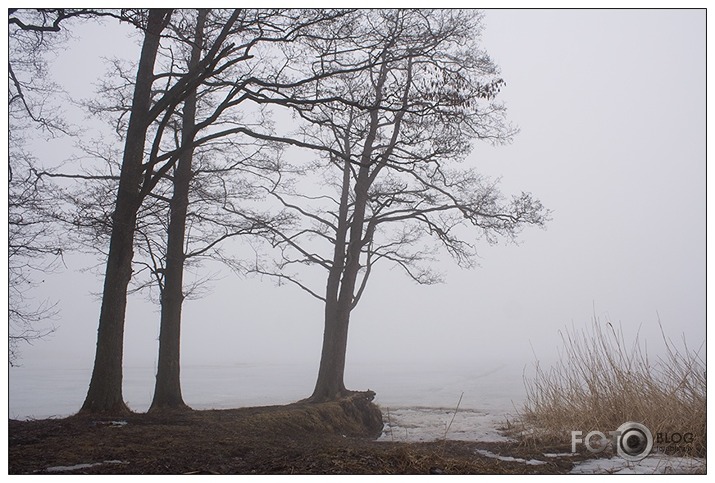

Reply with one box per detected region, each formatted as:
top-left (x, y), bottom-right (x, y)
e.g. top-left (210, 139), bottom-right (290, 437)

top-left (8, 8), bottom-right (547, 408)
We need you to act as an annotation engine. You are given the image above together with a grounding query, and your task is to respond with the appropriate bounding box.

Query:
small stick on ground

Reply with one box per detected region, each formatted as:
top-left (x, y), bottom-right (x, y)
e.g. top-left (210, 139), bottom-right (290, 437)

top-left (386, 407), bottom-right (394, 442)
top-left (443, 392), bottom-right (464, 440)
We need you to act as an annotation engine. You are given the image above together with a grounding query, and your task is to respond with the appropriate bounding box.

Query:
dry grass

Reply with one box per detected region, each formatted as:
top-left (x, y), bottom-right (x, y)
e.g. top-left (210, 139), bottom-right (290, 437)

top-left (518, 317), bottom-right (705, 457)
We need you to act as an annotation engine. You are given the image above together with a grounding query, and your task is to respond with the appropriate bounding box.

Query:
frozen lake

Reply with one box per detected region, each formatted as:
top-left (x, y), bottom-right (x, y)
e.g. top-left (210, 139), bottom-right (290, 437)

top-left (9, 358), bottom-right (526, 443)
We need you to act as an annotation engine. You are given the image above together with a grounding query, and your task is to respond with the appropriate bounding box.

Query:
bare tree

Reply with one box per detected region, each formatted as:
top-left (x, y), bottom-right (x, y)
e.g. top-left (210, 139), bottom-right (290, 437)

top-left (80, 7), bottom-right (302, 413)
top-left (49, 9), bottom-right (350, 411)
top-left (145, 9), bottom-right (355, 410)
top-left (145, 9), bottom-right (280, 411)
top-left (7, 9), bottom-right (89, 365)
top-left (143, 9), bottom-right (208, 411)
top-left (79, 8), bottom-right (176, 413)
top-left (244, 10), bottom-right (548, 401)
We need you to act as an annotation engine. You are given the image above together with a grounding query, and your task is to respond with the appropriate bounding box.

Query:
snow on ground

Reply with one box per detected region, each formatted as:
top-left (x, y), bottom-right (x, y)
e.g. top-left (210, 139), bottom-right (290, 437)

top-left (44, 461), bottom-right (129, 473)
top-left (475, 449), bottom-right (546, 466)
top-left (377, 406), bottom-right (512, 443)
top-left (569, 454), bottom-right (706, 475)
top-left (374, 402), bottom-right (706, 475)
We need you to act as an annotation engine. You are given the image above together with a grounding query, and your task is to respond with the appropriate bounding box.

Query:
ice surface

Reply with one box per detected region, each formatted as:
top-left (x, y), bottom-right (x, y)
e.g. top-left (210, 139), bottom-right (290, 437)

top-left (378, 407), bottom-right (512, 443)
top-left (475, 449), bottom-right (546, 465)
top-left (570, 454), bottom-right (706, 475)
top-left (9, 358), bottom-right (527, 422)
top-left (10, 359), bottom-right (527, 448)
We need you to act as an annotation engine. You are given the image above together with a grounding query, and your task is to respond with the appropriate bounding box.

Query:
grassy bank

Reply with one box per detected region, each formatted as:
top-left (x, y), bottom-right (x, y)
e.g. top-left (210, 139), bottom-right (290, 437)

top-left (518, 317), bottom-right (705, 458)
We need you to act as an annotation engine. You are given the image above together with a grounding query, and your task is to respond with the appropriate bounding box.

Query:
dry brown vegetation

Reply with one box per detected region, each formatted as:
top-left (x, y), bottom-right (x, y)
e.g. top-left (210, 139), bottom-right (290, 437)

top-left (9, 393), bottom-right (587, 475)
top-left (519, 317), bottom-right (706, 458)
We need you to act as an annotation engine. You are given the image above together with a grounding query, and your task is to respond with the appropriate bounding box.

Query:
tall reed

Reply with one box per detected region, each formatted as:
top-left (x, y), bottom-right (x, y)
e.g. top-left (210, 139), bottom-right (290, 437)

top-left (520, 317), bottom-right (705, 457)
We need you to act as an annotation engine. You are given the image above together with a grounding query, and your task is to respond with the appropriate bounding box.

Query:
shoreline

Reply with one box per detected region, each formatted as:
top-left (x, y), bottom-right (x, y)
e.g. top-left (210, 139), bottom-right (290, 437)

top-left (9, 398), bottom-right (705, 475)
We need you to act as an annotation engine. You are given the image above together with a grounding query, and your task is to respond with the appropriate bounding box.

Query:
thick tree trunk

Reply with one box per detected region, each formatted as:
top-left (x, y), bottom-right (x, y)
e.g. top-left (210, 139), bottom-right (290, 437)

top-left (80, 9), bottom-right (171, 414)
top-left (309, 300), bottom-right (351, 402)
top-left (149, 10), bottom-right (206, 412)
top-left (310, 230), bottom-right (371, 402)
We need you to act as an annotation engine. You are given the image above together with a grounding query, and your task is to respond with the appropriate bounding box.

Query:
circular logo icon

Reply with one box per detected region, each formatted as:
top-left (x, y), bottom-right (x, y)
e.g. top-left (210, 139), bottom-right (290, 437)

top-left (615, 422), bottom-right (653, 461)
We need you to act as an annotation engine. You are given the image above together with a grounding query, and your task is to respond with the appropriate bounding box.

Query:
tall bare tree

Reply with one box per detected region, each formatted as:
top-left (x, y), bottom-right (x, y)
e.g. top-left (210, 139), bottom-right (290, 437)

top-left (58, 9), bottom-right (350, 411)
top-left (245, 10), bottom-right (548, 401)
top-left (73, 8), bottom-right (241, 412)
top-left (146, 9), bottom-right (208, 411)
top-left (144, 9), bottom-right (280, 410)
top-left (80, 8), bottom-right (176, 413)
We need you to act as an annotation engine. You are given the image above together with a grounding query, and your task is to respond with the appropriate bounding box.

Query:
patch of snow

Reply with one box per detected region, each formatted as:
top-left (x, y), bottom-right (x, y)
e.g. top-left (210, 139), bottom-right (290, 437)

top-left (45, 463), bottom-right (102, 472)
top-left (475, 449), bottom-right (546, 466)
top-left (91, 420), bottom-right (128, 428)
top-left (543, 453), bottom-right (575, 458)
top-left (378, 406), bottom-right (513, 443)
top-left (43, 460), bottom-right (129, 473)
top-left (570, 454), bottom-right (705, 475)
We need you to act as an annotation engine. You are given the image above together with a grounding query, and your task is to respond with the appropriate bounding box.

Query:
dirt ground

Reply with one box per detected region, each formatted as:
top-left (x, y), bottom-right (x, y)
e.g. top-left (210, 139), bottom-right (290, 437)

top-left (8, 396), bottom-right (598, 475)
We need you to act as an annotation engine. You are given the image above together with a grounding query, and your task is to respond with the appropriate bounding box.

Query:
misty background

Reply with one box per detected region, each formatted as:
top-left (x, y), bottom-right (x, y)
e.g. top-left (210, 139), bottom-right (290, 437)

top-left (7, 9), bottom-right (705, 419)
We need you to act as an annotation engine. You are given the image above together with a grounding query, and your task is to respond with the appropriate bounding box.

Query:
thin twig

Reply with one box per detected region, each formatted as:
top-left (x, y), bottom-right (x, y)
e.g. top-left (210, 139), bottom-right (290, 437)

top-left (444, 392), bottom-right (464, 440)
top-left (386, 407), bottom-right (394, 442)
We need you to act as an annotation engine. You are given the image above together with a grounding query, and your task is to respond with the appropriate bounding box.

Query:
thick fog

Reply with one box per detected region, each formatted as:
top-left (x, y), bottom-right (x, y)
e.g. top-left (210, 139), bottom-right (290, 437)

top-left (7, 10), bottom-right (705, 417)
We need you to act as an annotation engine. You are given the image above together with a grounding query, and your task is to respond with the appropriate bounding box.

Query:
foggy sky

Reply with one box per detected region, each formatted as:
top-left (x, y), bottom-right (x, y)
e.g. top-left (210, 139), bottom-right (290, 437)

top-left (8, 9), bottom-right (706, 391)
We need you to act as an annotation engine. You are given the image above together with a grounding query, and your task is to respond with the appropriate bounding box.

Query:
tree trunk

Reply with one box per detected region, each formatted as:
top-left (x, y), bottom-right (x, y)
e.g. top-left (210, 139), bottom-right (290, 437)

top-left (308, 72), bottom-right (388, 402)
top-left (149, 9), bottom-right (206, 412)
top-left (310, 229), bottom-right (370, 402)
top-left (309, 161), bottom-right (375, 402)
top-left (80, 9), bottom-right (171, 414)
top-left (309, 297), bottom-right (352, 402)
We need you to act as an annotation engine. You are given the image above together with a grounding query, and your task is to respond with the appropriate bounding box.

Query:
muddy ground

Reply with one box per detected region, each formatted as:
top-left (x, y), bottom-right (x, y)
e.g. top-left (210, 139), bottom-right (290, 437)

top-left (8, 395), bottom-right (614, 475)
